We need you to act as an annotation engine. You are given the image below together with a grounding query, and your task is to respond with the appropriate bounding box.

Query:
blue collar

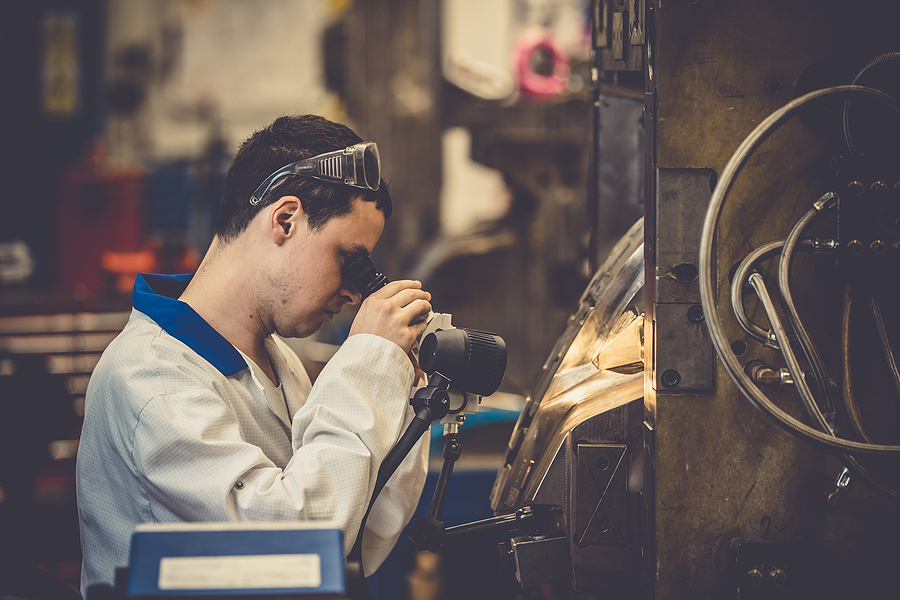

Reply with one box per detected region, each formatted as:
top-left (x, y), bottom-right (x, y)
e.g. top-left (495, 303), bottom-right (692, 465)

top-left (131, 273), bottom-right (247, 376)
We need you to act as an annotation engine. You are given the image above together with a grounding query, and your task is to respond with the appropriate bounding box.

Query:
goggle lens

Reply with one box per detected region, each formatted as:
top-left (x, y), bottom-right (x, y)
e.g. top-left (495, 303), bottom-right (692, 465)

top-left (361, 143), bottom-right (380, 191)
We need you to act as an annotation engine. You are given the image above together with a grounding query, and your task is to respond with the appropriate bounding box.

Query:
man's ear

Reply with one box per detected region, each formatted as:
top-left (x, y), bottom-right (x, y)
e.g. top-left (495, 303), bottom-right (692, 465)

top-left (269, 196), bottom-right (304, 244)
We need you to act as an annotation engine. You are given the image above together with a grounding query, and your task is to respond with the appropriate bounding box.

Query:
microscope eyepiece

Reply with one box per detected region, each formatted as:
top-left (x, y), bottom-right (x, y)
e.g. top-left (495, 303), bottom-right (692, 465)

top-left (345, 254), bottom-right (390, 299)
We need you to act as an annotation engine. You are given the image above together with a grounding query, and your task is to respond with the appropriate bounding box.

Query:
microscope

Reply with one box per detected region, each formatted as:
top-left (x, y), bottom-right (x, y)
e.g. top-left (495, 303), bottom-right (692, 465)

top-left (342, 254), bottom-right (509, 599)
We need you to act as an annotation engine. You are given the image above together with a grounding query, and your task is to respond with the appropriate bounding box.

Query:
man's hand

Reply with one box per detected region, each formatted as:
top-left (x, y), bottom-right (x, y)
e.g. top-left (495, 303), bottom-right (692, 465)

top-left (349, 280), bottom-right (432, 354)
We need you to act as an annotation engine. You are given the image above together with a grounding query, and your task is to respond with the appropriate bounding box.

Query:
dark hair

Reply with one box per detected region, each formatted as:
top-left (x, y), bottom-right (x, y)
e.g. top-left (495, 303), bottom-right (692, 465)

top-left (214, 114), bottom-right (392, 242)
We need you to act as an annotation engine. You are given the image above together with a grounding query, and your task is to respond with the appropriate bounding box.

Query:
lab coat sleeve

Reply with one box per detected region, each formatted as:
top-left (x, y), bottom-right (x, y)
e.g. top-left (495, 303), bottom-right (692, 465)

top-left (360, 404), bottom-right (429, 575)
top-left (286, 333), bottom-right (423, 562)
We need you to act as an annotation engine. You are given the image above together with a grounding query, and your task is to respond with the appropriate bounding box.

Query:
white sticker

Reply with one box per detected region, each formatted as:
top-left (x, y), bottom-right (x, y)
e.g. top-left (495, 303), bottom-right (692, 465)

top-left (158, 554), bottom-right (322, 590)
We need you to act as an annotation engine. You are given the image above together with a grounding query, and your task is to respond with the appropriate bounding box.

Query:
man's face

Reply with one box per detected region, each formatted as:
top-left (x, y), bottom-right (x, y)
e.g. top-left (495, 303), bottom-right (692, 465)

top-left (271, 198), bottom-right (385, 338)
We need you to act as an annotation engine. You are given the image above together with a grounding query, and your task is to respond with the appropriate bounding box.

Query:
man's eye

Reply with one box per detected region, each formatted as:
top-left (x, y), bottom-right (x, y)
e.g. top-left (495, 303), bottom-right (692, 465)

top-left (342, 251), bottom-right (366, 264)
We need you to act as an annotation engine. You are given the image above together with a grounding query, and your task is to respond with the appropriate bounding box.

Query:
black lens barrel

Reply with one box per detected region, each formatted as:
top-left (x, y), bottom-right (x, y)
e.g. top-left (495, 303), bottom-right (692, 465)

top-left (419, 328), bottom-right (507, 397)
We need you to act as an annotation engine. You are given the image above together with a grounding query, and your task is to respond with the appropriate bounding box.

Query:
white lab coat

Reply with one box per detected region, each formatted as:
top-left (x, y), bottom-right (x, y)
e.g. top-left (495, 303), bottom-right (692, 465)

top-left (76, 274), bottom-right (428, 594)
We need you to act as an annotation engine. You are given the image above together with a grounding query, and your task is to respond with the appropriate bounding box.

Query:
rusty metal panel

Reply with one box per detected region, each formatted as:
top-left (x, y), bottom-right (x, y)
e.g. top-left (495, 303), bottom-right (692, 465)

top-left (645, 1), bottom-right (900, 598)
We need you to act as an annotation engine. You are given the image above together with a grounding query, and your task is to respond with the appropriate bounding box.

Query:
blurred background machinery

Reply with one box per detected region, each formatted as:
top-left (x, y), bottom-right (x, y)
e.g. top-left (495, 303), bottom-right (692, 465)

top-left (490, 0), bottom-right (900, 599)
top-left (0, 0), bottom-right (626, 596)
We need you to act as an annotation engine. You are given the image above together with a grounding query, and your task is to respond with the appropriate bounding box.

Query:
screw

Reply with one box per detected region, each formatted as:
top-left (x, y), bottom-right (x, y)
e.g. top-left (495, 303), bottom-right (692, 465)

top-left (596, 457), bottom-right (610, 471)
top-left (595, 521), bottom-right (609, 533)
top-left (769, 567), bottom-right (787, 586)
top-left (687, 304), bottom-right (705, 324)
top-left (871, 240), bottom-right (887, 255)
top-left (847, 181), bottom-right (865, 196)
top-left (661, 369), bottom-right (681, 388)
top-left (847, 239), bottom-right (864, 256)
top-left (871, 181), bottom-right (887, 195)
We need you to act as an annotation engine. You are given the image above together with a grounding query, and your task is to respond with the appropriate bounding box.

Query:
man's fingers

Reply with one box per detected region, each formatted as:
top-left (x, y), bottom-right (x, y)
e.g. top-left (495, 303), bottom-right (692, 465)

top-left (389, 287), bottom-right (432, 309)
top-left (367, 279), bottom-right (423, 299)
top-left (358, 289), bottom-right (430, 320)
top-left (348, 279), bottom-right (434, 353)
top-left (402, 299), bottom-right (433, 328)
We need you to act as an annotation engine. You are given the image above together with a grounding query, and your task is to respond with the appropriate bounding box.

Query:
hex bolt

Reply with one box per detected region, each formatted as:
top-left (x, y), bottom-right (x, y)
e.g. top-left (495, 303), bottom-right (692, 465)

top-left (661, 369), bottom-right (681, 388)
top-left (746, 568), bottom-right (764, 587)
top-left (769, 567), bottom-right (787, 586)
top-left (687, 304), bottom-right (705, 324)
top-left (847, 181), bottom-right (865, 196)
top-left (871, 240), bottom-right (887, 255)
top-left (847, 239), bottom-right (864, 256)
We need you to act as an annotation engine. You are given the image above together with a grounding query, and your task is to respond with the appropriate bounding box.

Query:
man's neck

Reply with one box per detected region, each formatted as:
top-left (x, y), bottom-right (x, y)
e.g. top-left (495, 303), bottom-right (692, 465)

top-left (179, 236), bottom-right (279, 384)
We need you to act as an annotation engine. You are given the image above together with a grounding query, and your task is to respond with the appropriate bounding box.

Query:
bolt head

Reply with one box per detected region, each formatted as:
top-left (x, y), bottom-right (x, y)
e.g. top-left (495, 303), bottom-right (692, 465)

top-left (847, 180), bottom-right (865, 196)
top-left (746, 568), bottom-right (764, 586)
top-left (687, 304), bottom-right (705, 324)
top-left (847, 240), bottom-right (864, 256)
top-left (661, 369), bottom-right (681, 388)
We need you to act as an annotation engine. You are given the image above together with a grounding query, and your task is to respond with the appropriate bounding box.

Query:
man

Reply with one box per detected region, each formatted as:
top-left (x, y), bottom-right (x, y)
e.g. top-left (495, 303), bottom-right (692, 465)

top-left (76, 115), bottom-right (432, 594)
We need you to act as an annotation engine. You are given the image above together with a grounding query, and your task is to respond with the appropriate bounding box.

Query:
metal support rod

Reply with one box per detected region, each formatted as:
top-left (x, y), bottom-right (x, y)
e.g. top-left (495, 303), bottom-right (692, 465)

top-left (427, 432), bottom-right (461, 521)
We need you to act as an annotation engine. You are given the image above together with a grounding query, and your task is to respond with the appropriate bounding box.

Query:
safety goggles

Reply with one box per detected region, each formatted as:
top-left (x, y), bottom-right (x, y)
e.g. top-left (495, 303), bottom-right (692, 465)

top-left (249, 141), bottom-right (381, 206)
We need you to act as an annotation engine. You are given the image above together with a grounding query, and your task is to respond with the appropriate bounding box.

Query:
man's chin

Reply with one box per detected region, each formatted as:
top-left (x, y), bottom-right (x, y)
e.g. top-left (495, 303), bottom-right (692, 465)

top-left (279, 322), bottom-right (321, 340)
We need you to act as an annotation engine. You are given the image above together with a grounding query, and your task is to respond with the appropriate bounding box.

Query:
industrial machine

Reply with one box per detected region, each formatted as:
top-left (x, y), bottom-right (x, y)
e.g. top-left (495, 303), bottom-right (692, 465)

top-left (486, 1), bottom-right (900, 598)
